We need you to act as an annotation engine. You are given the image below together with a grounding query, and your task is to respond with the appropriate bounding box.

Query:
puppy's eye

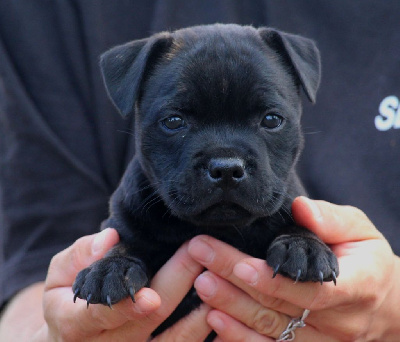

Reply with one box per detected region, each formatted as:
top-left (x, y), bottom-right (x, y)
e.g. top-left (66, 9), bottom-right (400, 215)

top-left (162, 116), bottom-right (186, 130)
top-left (261, 114), bottom-right (284, 129)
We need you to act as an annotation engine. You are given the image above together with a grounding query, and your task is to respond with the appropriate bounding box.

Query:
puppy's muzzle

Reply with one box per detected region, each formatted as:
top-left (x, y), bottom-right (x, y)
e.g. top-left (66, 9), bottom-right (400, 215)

top-left (207, 157), bottom-right (246, 189)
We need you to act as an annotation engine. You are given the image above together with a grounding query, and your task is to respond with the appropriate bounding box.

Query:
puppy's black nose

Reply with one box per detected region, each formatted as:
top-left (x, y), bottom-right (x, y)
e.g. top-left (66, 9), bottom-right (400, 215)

top-left (208, 158), bottom-right (246, 187)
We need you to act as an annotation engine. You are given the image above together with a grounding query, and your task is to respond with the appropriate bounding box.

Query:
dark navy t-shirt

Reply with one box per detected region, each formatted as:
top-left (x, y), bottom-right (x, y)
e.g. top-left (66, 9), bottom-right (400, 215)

top-left (268, 2), bottom-right (400, 249)
top-left (1, 0), bottom-right (399, 309)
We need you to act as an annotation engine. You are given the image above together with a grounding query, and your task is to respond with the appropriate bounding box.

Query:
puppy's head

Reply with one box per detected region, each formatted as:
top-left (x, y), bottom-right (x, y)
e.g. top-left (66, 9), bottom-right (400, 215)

top-left (101, 24), bottom-right (320, 226)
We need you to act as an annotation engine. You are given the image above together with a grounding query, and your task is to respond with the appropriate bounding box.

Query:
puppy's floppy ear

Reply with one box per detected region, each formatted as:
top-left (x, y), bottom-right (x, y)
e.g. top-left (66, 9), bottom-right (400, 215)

top-left (258, 28), bottom-right (321, 103)
top-left (100, 32), bottom-right (173, 117)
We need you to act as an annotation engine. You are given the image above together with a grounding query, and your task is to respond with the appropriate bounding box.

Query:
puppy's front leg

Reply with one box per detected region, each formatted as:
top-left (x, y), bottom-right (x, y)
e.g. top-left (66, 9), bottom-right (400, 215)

top-left (266, 226), bottom-right (339, 284)
top-left (72, 243), bottom-right (149, 307)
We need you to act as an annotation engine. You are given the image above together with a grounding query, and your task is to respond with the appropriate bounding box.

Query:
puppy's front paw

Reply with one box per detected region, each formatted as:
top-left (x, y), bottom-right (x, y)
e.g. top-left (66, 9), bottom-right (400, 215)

top-left (72, 256), bottom-right (148, 307)
top-left (266, 235), bottom-right (338, 284)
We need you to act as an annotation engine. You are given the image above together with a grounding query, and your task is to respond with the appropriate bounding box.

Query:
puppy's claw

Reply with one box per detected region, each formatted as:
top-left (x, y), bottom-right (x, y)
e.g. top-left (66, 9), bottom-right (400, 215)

top-left (319, 271), bottom-right (324, 285)
top-left (129, 287), bottom-right (136, 303)
top-left (86, 294), bottom-right (92, 309)
top-left (294, 269), bottom-right (302, 283)
top-left (332, 271), bottom-right (337, 286)
top-left (73, 288), bottom-right (80, 303)
top-left (272, 264), bottom-right (280, 278)
top-left (107, 295), bottom-right (113, 309)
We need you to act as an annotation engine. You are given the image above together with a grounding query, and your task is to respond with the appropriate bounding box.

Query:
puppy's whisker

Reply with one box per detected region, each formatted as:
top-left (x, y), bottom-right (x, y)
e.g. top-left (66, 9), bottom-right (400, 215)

top-left (276, 209), bottom-right (285, 222)
top-left (232, 225), bottom-right (246, 244)
top-left (303, 126), bottom-right (322, 135)
top-left (145, 199), bottom-right (165, 214)
top-left (136, 184), bottom-right (157, 195)
top-left (142, 196), bottom-right (167, 215)
top-left (162, 191), bottom-right (186, 219)
top-left (116, 129), bottom-right (135, 137)
top-left (138, 189), bottom-right (158, 205)
top-left (136, 192), bottom-right (160, 215)
top-left (281, 204), bottom-right (293, 219)
top-left (161, 208), bottom-right (173, 220)
top-left (123, 181), bottom-right (158, 200)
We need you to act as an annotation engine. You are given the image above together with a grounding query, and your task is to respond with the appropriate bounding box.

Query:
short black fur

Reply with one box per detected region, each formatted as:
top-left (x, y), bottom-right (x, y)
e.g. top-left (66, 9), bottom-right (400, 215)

top-left (73, 24), bottom-right (338, 338)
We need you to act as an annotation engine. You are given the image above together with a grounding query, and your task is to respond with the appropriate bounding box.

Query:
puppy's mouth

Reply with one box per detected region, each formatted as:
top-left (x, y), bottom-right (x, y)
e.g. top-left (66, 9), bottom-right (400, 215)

top-left (189, 202), bottom-right (254, 226)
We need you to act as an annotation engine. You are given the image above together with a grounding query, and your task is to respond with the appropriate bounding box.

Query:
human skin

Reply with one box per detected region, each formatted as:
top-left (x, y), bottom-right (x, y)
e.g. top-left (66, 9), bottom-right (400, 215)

top-left (0, 228), bottom-right (212, 342)
top-left (1, 198), bottom-right (399, 341)
top-left (188, 197), bottom-right (400, 341)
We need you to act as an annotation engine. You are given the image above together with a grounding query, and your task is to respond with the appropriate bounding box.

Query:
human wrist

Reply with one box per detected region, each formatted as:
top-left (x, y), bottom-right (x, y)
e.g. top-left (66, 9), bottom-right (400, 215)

top-left (373, 255), bottom-right (400, 341)
top-left (0, 282), bottom-right (45, 342)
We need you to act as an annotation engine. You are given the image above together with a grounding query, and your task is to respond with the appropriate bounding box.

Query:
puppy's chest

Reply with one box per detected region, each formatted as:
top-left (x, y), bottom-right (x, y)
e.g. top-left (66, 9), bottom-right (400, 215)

top-left (135, 219), bottom-right (278, 276)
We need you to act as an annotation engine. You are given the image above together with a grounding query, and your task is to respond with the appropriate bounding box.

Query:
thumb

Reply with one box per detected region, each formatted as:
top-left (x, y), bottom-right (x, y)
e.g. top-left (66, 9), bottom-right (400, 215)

top-left (45, 228), bottom-right (120, 290)
top-left (292, 196), bottom-right (382, 244)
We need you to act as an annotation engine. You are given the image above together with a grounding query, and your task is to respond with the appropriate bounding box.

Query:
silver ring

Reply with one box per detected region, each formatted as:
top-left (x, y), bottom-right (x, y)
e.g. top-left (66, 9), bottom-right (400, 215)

top-left (276, 309), bottom-right (310, 341)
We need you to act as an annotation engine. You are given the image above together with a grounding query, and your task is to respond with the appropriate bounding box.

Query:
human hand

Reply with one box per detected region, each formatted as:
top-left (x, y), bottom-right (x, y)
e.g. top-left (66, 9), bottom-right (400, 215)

top-left (188, 197), bottom-right (400, 341)
top-left (32, 228), bottom-right (211, 342)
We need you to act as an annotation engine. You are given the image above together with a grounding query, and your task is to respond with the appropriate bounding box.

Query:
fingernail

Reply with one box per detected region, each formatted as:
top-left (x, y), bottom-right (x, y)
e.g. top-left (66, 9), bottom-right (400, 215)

top-left (233, 262), bottom-right (258, 285)
top-left (194, 273), bottom-right (217, 297)
top-left (188, 238), bottom-right (215, 264)
top-left (92, 228), bottom-right (109, 255)
top-left (134, 293), bottom-right (158, 314)
top-left (301, 196), bottom-right (322, 222)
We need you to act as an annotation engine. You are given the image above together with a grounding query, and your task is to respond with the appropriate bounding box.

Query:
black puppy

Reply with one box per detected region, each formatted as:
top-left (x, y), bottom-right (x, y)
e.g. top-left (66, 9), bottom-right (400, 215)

top-left (73, 24), bottom-right (338, 334)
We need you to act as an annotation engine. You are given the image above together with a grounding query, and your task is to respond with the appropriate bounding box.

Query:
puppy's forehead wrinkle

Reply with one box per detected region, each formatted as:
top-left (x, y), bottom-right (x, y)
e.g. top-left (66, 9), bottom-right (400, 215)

top-left (145, 30), bottom-right (301, 123)
top-left (162, 57), bottom-right (297, 123)
top-left (169, 28), bottom-right (269, 70)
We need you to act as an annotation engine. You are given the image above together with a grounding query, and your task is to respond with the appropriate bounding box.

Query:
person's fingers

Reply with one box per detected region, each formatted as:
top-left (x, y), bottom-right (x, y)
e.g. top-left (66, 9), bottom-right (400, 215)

top-left (45, 287), bottom-right (161, 340)
top-left (138, 241), bottom-right (205, 333)
top-left (207, 310), bottom-right (273, 342)
top-left (292, 197), bottom-right (383, 244)
top-left (103, 241), bottom-right (205, 339)
top-left (188, 235), bottom-right (311, 312)
top-left (232, 257), bottom-right (339, 311)
top-left (291, 197), bottom-right (395, 309)
top-left (208, 309), bottom-right (337, 342)
top-left (45, 239), bottom-right (204, 340)
top-left (46, 228), bottom-right (120, 289)
top-left (189, 196), bottom-right (394, 311)
top-left (232, 245), bottom-right (393, 314)
top-left (194, 271), bottom-right (295, 337)
top-left (43, 229), bottom-right (163, 339)
top-left (153, 304), bottom-right (212, 342)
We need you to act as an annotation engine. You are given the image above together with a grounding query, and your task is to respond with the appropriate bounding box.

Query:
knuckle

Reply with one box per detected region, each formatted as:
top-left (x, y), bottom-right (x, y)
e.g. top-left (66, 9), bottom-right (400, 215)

top-left (265, 273), bottom-right (281, 298)
top-left (177, 253), bottom-right (203, 278)
top-left (56, 325), bottom-right (77, 342)
top-left (356, 285), bottom-right (381, 312)
top-left (69, 237), bottom-right (89, 269)
top-left (46, 253), bottom-right (59, 277)
top-left (336, 320), bottom-right (366, 341)
top-left (197, 236), bottom-right (238, 280)
top-left (146, 305), bottom-right (171, 325)
top-left (49, 316), bottom-right (81, 342)
top-left (90, 305), bottom-right (111, 327)
top-left (218, 258), bottom-right (237, 279)
top-left (68, 235), bottom-right (96, 274)
top-left (255, 292), bottom-right (284, 310)
top-left (344, 205), bottom-right (370, 223)
top-left (252, 307), bottom-right (282, 336)
top-left (308, 286), bottom-right (335, 310)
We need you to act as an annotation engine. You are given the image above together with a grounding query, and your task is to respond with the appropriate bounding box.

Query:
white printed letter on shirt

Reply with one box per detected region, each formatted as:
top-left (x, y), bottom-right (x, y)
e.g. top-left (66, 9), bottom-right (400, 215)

top-left (375, 95), bottom-right (400, 131)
